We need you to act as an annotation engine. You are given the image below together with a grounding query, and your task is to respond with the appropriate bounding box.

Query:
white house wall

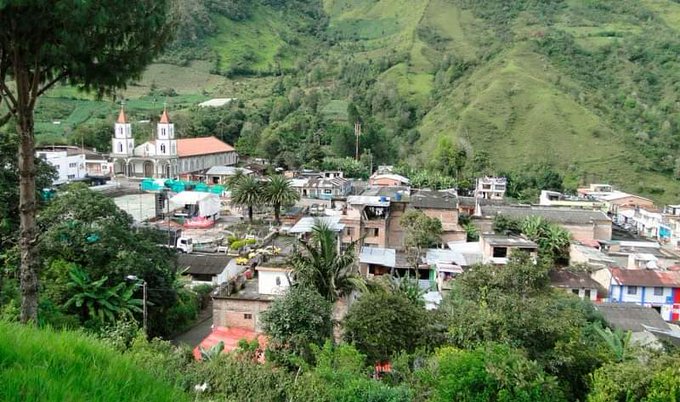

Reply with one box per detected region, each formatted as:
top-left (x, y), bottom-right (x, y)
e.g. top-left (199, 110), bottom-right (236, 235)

top-left (38, 151), bottom-right (87, 185)
top-left (257, 270), bottom-right (290, 295)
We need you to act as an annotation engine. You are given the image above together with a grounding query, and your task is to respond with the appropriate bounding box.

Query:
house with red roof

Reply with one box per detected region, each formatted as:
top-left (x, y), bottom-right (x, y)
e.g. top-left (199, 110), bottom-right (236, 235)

top-left (592, 267), bottom-right (680, 321)
top-left (111, 107), bottom-right (237, 179)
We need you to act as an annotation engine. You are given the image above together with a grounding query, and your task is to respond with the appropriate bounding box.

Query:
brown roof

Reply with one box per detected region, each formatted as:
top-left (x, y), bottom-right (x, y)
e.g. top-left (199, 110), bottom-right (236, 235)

top-left (549, 270), bottom-right (602, 290)
top-left (610, 268), bottom-right (680, 287)
top-left (117, 107), bottom-right (127, 124)
top-left (160, 108), bottom-right (170, 124)
top-left (177, 136), bottom-right (235, 157)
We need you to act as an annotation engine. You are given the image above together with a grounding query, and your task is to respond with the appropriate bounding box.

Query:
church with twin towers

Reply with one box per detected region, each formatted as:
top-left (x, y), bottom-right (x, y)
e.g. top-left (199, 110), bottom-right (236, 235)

top-left (110, 106), bottom-right (238, 179)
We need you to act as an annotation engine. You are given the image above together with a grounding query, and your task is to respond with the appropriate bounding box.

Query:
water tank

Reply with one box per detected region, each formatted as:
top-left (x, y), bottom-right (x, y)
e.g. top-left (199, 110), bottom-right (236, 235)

top-left (395, 192), bottom-right (402, 201)
top-left (379, 195), bottom-right (387, 202)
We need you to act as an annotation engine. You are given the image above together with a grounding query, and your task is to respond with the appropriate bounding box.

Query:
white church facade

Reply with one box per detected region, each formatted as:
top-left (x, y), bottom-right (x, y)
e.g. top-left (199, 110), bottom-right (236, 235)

top-left (111, 108), bottom-right (238, 179)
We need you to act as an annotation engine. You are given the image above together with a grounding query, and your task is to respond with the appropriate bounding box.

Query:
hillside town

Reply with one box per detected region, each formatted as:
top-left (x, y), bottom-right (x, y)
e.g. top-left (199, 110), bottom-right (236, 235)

top-left (33, 108), bottom-right (680, 357)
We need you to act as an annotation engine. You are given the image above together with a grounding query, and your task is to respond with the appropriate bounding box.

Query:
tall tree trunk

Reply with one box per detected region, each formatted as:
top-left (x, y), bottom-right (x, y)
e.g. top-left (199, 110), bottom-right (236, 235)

top-left (274, 202), bottom-right (281, 225)
top-left (16, 68), bottom-right (38, 324)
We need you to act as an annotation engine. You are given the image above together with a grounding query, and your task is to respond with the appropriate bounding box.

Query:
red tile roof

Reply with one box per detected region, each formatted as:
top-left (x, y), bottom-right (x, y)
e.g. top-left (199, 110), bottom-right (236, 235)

top-left (193, 326), bottom-right (267, 361)
top-left (159, 109), bottom-right (171, 124)
top-left (177, 136), bottom-right (235, 157)
top-left (610, 268), bottom-right (680, 287)
top-left (117, 107), bottom-right (127, 124)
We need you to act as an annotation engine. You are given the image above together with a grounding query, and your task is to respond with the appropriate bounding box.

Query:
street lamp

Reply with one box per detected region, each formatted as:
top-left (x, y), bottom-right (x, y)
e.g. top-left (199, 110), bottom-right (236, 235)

top-left (125, 275), bottom-right (147, 334)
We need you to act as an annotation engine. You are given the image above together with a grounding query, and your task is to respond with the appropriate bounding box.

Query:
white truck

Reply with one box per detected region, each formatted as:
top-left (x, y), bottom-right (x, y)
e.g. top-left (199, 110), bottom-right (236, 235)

top-left (136, 224), bottom-right (194, 253)
top-left (158, 226), bottom-right (194, 253)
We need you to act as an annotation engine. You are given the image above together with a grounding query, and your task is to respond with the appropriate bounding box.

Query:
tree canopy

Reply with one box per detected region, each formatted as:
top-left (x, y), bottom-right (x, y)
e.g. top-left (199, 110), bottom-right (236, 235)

top-left (0, 0), bottom-right (172, 324)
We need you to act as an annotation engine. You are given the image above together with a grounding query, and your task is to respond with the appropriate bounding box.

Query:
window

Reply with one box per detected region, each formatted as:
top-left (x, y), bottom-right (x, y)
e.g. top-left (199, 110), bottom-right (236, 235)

top-left (244, 314), bottom-right (252, 320)
top-left (69, 162), bottom-right (77, 168)
top-left (160, 144), bottom-right (166, 154)
top-left (118, 143), bottom-right (123, 153)
top-left (275, 276), bottom-right (281, 286)
top-left (67, 174), bottom-right (75, 180)
top-left (584, 289), bottom-right (591, 299)
top-left (572, 289), bottom-right (579, 295)
top-left (365, 228), bottom-right (379, 237)
top-left (627, 286), bottom-right (638, 295)
top-left (492, 247), bottom-right (508, 258)
top-left (324, 189), bottom-right (332, 194)
top-left (161, 128), bottom-right (166, 137)
top-left (654, 287), bottom-right (664, 296)
top-left (345, 227), bottom-right (353, 236)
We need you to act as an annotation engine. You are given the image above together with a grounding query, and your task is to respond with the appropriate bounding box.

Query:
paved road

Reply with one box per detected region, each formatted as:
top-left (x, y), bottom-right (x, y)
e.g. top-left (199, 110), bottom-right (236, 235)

top-left (173, 316), bottom-right (213, 348)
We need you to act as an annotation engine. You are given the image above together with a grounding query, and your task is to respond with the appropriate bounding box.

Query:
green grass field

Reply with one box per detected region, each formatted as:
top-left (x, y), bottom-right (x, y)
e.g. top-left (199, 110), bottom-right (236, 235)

top-left (0, 322), bottom-right (188, 402)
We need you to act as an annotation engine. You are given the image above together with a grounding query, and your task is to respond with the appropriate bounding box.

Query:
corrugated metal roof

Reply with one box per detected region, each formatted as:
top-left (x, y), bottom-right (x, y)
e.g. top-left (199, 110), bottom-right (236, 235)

top-left (178, 254), bottom-right (230, 275)
top-left (360, 247), bottom-right (396, 267)
top-left (347, 195), bottom-right (390, 207)
top-left (596, 303), bottom-right (670, 332)
top-left (289, 216), bottom-right (345, 233)
top-left (610, 268), bottom-right (680, 287)
top-left (205, 166), bottom-right (252, 176)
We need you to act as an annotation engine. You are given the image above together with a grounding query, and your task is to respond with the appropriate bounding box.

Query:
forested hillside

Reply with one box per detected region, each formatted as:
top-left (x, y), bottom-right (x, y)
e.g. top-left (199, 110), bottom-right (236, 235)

top-left (34, 0), bottom-right (680, 203)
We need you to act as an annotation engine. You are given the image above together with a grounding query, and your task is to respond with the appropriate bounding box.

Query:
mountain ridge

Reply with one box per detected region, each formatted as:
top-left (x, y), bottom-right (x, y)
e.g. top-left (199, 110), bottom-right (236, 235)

top-left (34, 0), bottom-right (680, 203)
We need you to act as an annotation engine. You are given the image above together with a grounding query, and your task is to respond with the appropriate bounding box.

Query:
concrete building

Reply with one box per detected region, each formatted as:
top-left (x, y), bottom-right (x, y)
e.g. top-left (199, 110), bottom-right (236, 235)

top-left (38, 146), bottom-right (114, 180)
top-left (592, 268), bottom-right (680, 321)
top-left (479, 235), bottom-right (538, 265)
top-left (474, 177), bottom-right (506, 200)
top-left (368, 173), bottom-right (411, 187)
top-left (539, 190), bottom-right (605, 210)
top-left (576, 184), bottom-right (654, 214)
top-left (36, 147), bottom-right (87, 185)
top-left (476, 205), bottom-right (612, 241)
top-left (549, 270), bottom-right (602, 301)
top-left (204, 166), bottom-right (253, 185)
top-left (410, 190), bottom-right (466, 244)
top-left (290, 176), bottom-right (352, 200)
top-left (212, 262), bottom-right (291, 332)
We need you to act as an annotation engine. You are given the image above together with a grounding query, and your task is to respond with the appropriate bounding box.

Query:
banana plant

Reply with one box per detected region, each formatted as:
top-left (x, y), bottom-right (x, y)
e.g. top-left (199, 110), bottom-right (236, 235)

top-left (64, 266), bottom-right (143, 323)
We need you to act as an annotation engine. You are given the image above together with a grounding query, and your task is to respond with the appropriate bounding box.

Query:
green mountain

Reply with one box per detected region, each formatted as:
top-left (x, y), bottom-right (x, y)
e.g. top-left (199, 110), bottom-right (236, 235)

top-left (35, 0), bottom-right (680, 203)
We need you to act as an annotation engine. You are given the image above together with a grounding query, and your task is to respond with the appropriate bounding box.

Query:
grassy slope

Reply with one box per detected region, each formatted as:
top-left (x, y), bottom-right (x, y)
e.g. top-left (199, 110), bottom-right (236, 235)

top-left (412, 1), bottom-right (680, 204)
top-left (0, 322), bottom-right (188, 402)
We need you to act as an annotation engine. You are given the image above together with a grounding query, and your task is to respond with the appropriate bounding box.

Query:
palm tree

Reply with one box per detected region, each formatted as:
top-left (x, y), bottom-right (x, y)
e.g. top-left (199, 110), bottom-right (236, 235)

top-left (64, 266), bottom-right (142, 323)
top-left (265, 175), bottom-right (300, 225)
top-left (226, 169), bottom-right (246, 190)
top-left (290, 222), bottom-right (366, 302)
top-left (230, 175), bottom-right (263, 223)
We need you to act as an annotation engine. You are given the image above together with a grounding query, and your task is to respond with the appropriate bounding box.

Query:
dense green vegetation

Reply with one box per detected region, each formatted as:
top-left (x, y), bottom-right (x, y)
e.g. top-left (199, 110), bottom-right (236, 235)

top-left (0, 185), bottom-right (204, 337)
top-left (4, 247), bottom-right (680, 401)
top-left (30, 0), bottom-right (680, 203)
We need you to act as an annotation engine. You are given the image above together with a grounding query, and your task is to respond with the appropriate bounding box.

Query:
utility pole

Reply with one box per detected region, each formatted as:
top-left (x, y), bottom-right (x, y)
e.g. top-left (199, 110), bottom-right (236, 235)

top-left (354, 121), bottom-right (361, 161)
